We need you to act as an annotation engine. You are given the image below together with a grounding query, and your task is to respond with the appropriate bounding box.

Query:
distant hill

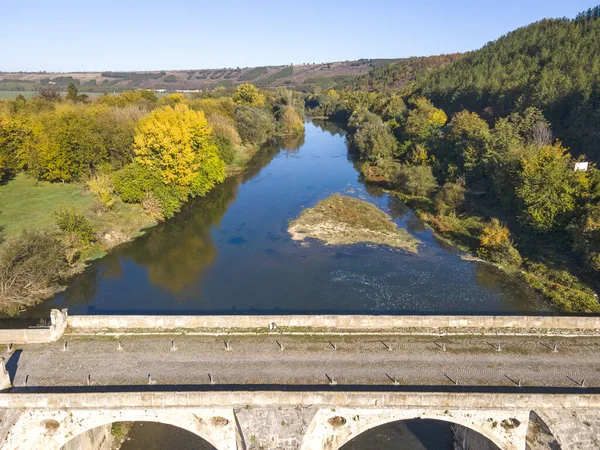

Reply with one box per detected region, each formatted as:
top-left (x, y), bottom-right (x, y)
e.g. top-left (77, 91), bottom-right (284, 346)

top-left (0, 59), bottom-right (401, 93)
top-left (339, 54), bottom-right (464, 91)
top-left (417, 6), bottom-right (600, 158)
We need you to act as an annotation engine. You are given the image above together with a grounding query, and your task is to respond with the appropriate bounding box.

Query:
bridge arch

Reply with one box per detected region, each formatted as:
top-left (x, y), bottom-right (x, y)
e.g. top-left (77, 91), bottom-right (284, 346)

top-left (300, 408), bottom-right (529, 450)
top-left (3, 408), bottom-right (239, 450)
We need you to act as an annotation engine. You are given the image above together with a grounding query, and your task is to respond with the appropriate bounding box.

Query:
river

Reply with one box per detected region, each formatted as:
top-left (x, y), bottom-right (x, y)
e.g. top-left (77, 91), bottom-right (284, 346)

top-left (29, 121), bottom-right (548, 317)
top-left (38, 121), bottom-right (546, 449)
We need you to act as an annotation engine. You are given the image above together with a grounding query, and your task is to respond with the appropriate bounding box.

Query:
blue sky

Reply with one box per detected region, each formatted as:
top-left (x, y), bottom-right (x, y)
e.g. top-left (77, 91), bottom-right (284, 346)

top-left (0, 0), bottom-right (597, 72)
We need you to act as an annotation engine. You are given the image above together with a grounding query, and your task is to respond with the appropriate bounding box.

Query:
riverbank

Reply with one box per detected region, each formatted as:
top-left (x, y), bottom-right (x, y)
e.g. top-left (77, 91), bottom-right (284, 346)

top-left (359, 167), bottom-right (599, 313)
top-left (0, 142), bottom-right (265, 316)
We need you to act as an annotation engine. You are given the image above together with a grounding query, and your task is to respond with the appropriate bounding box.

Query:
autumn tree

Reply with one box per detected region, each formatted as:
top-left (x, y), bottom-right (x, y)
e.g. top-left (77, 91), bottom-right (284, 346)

top-left (478, 218), bottom-right (522, 266)
top-left (34, 104), bottom-right (107, 181)
top-left (133, 104), bottom-right (225, 197)
top-left (232, 83), bottom-right (265, 107)
top-left (403, 97), bottom-right (447, 143)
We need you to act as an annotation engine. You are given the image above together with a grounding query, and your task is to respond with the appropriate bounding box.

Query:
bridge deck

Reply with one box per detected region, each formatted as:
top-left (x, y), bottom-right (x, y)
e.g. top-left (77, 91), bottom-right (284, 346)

top-left (3, 333), bottom-right (600, 390)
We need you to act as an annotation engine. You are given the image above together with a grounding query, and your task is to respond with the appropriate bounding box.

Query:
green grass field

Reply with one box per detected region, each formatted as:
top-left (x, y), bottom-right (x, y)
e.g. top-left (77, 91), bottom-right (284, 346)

top-left (0, 173), bottom-right (94, 238)
top-left (0, 173), bottom-right (153, 244)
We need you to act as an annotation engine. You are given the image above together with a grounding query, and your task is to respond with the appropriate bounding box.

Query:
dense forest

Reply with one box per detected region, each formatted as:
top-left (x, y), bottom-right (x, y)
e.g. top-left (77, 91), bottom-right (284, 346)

top-left (337, 8), bottom-right (600, 160)
top-left (340, 54), bottom-right (464, 92)
top-left (429, 8), bottom-right (600, 160)
top-left (305, 7), bottom-right (600, 313)
top-left (0, 83), bottom-right (304, 313)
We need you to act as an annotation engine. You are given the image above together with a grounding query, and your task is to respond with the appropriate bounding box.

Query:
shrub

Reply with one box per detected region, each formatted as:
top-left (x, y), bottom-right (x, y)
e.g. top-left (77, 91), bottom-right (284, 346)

top-left (112, 163), bottom-right (184, 219)
top-left (0, 230), bottom-right (68, 313)
top-left (53, 204), bottom-right (96, 245)
top-left (395, 164), bottom-right (437, 197)
top-left (208, 113), bottom-right (241, 147)
top-left (208, 113), bottom-right (241, 164)
top-left (521, 261), bottom-right (600, 313)
top-left (435, 181), bottom-right (465, 213)
top-left (88, 173), bottom-right (116, 210)
top-left (214, 136), bottom-right (235, 164)
top-left (279, 106), bottom-right (304, 135)
top-left (142, 192), bottom-right (164, 221)
top-left (235, 106), bottom-right (275, 145)
top-left (112, 163), bottom-right (163, 203)
top-left (477, 218), bottom-right (522, 266)
top-left (152, 183), bottom-right (184, 219)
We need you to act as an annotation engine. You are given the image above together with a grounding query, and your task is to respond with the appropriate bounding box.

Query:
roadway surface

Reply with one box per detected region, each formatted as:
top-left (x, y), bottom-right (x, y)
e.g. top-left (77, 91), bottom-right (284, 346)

top-left (3, 333), bottom-right (600, 390)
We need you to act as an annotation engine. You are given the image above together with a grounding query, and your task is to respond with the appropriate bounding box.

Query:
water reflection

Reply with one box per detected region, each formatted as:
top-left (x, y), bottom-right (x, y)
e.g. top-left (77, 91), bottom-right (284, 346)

top-left (26, 122), bottom-right (551, 317)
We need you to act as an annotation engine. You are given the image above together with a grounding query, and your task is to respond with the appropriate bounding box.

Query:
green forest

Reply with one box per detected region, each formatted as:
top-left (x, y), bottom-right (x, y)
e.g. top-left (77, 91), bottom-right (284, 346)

top-left (305, 6), bottom-right (600, 313)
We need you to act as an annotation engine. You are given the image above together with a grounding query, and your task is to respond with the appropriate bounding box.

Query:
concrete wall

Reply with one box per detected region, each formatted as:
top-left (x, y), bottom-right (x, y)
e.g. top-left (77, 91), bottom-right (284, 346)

top-left (0, 309), bottom-right (67, 344)
top-left (2, 310), bottom-right (600, 345)
top-left (67, 314), bottom-right (600, 333)
top-left (454, 424), bottom-right (501, 450)
top-left (61, 423), bottom-right (112, 450)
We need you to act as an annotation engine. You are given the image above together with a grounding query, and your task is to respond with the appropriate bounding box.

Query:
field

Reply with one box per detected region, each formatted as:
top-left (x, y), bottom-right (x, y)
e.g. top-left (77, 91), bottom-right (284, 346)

top-left (0, 173), bottom-right (153, 245)
top-left (0, 59), bottom-right (402, 92)
top-left (0, 91), bottom-right (104, 100)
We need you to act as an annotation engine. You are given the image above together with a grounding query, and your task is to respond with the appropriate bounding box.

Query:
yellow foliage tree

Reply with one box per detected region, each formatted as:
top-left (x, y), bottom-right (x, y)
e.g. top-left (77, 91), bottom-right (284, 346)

top-left (478, 218), bottom-right (522, 266)
top-left (232, 83), bottom-right (265, 106)
top-left (133, 104), bottom-right (225, 195)
top-left (280, 107), bottom-right (304, 135)
top-left (405, 97), bottom-right (447, 142)
top-left (480, 218), bottom-right (510, 248)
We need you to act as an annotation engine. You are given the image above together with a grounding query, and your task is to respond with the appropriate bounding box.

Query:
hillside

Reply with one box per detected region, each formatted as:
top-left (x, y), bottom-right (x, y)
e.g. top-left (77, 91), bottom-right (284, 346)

top-left (417, 6), bottom-right (600, 159)
top-left (0, 59), bottom-right (400, 93)
top-left (340, 53), bottom-right (464, 91)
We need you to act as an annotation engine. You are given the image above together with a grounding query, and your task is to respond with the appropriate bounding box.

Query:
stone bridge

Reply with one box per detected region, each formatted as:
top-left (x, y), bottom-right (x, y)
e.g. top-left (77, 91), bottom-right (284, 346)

top-left (0, 311), bottom-right (600, 449)
top-left (2, 391), bottom-right (600, 450)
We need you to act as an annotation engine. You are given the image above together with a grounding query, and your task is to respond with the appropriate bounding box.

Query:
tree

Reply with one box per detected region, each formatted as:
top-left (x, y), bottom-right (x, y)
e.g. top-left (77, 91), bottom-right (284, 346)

top-left (279, 106), bottom-right (304, 135)
top-left (0, 231), bottom-right (68, 313)
top-left (435, 181), bottom-right (465, 213)
top-left (348, 108), bottom-right (397, 162)
top-left (404, 97), bottom-right (447, 143)
top-left (133, 104), bottom-right (225, 196)
top-left (232, 83), bottom-right (265, 106)
top-left (478, 218), bottom-right (522, 266)
top-left (516, 143), bottom-right (579, 232)
top-left (234, 106), bottom-right (275, 145)
top-left (447, 110), bottom-right (490, 176)
top-left (66, 83), bottom-right (87, 103)
top-left (396, 164), bottom-right (437, 197)
top-left (37, 104), bottom-right (107, 181)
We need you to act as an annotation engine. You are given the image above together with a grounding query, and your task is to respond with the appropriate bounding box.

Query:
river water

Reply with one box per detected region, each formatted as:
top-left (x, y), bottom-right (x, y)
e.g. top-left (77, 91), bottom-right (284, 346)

top-left (43, 121), bottom-right (543, 449)
top-left (30, 121), bottom-right (548, 317)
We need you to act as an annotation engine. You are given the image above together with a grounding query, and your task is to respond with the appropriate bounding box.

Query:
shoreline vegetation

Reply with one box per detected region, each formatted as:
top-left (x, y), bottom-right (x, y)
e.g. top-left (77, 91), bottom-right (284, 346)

top-left (301, 7), bottom-right (600, 313)
top-left (288, 193), bottom-right (420, 252)
top-left (0, 83), bottom-right (305, 315)
top-left (304, 93), bottom-right (600, 313)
